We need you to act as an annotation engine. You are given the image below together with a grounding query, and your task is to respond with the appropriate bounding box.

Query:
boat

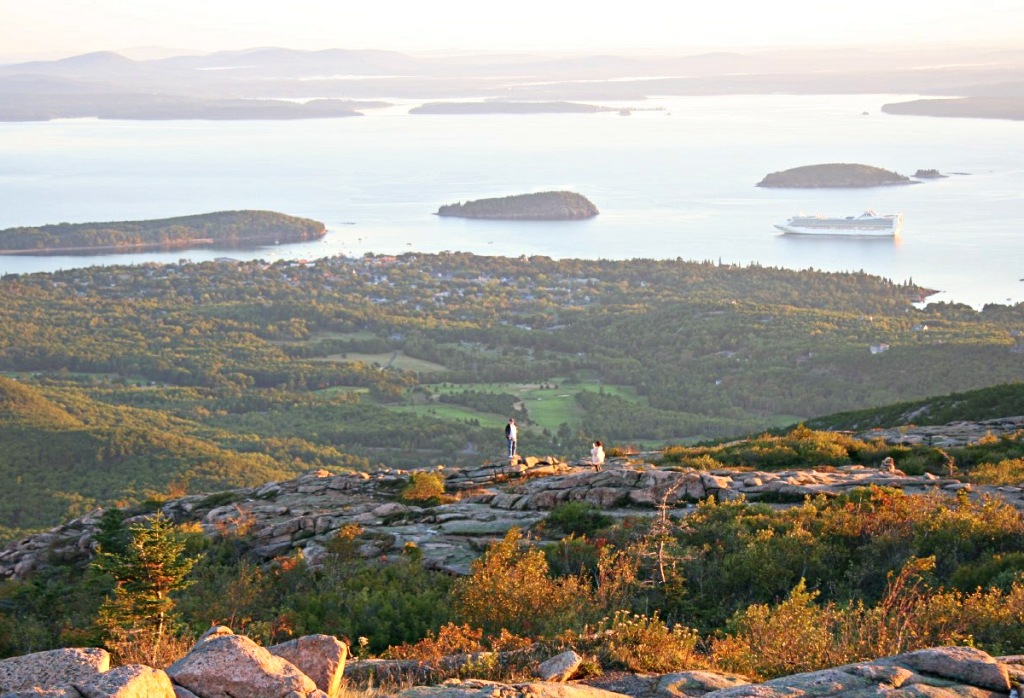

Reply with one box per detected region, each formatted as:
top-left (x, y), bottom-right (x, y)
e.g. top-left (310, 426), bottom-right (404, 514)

top-left (775, 211), bottom-right (903, 237)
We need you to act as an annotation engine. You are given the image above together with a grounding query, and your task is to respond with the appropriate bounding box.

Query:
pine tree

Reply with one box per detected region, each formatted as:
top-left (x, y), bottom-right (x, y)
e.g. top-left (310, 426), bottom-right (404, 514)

top-left (91, 512), bottom-right (199, 660)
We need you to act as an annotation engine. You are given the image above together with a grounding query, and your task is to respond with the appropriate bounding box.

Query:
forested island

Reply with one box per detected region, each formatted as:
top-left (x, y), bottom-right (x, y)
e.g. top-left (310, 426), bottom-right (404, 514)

top-left (0, 210), bottom-right (326, 254)
top-left (0, 94), bottom-right (365, 122)
top-left (410, 101), bottom-right (610, 114)
top-left (757, 163), bottom-right (913, 188)
top-left (436, 191), bottom-right (599, 220)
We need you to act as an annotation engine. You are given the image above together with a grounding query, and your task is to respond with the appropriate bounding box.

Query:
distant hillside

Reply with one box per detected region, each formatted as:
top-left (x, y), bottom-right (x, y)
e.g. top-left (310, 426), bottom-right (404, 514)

top-left (757, 163), bottom-right (912, 188)
top-left (0, 377), bottom-right (83, 431)
top-left (436, 191), bottom-right (599, 220)
top-left (806, 382), bottom-right (1024, 432)
top-left (0, 377), bottom-right (295, 537)
top-left (0, 210), bottom-right (325, 254)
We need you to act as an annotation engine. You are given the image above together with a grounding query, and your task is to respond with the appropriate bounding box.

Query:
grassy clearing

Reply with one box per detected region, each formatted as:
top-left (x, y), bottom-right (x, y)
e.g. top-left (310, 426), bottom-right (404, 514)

top-left (314, 352), bottom-right (447, 373)
top-left (317, 386), bottom-right (371, 397)
top-left (414, 377), bottom-right (646, 433)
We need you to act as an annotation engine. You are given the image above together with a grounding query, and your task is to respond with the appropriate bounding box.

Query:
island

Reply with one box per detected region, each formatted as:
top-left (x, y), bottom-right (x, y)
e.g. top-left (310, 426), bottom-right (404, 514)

top-left (913, 169), bottom-right (948, 179)
top-left (756, 164), bottom-right (913, 188)
top-left (410, 101), bottom-right (610, 115)
top-left (0, 211), bottom-right (327, 255)
top-left (436, 192), bottom-right (599, 220)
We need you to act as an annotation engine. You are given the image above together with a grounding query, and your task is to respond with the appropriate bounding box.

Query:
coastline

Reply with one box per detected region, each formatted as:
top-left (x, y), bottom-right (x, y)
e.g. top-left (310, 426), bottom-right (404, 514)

top-left (0, 239), bottom-right (217, 256)
top-left (0, 234), bottom-right (322, 256)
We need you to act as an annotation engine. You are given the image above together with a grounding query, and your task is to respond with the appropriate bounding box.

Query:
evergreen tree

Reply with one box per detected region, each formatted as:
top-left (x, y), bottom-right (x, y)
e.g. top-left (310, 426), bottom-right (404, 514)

top-left (91, 512), bottom-right (200, 660)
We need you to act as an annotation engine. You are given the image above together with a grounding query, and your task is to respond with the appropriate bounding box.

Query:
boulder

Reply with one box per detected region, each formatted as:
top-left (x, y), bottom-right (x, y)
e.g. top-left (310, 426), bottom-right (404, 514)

top-left (74, 664), bottom-right (175, 698)
top-left (0, 648), bottom-right (109, 693)
top-left (165, 634), bottom-right (322, 698)
top-left (895, 647), bottom-right (1011, 692)
top-left (535, 651), bottom-right (583, 682)
top-left (268, 634), bottom-right (348, 697)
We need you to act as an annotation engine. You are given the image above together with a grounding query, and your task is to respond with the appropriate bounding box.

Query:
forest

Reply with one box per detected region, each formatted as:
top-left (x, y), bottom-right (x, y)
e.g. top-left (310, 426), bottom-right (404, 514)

top-left (1, 251), bottom-right (1023, 539)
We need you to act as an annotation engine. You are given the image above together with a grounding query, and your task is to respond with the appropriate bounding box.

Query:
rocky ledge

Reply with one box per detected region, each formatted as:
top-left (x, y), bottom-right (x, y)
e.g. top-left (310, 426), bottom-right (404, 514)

top-left (436, 191), bottom-right (599, 220)
top-left (757, 164), bottom-right (912, 188)
top-left (7, 414), bottom-right (1024, 581)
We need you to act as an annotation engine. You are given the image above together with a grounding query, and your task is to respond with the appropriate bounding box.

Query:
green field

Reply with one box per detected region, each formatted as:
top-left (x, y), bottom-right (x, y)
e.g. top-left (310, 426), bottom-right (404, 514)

top-left (418, 377), bottom-right (646, 433)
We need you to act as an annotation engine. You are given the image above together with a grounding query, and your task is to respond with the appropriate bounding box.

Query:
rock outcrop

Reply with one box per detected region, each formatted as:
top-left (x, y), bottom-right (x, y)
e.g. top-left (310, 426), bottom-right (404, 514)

top-left (7, 414), bottom-right (1024, 583)
top-left (0, 634), bottom-right (1019, 698)
top-left (436, 192), bottom-right (599, 220)
top-left (385, 645), bottom-right (1021, 697)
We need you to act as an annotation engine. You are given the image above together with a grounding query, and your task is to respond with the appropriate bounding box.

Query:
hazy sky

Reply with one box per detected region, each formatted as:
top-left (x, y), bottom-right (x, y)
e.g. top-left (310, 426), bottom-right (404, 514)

top-left (3, 0), bottom-right (1023, 60)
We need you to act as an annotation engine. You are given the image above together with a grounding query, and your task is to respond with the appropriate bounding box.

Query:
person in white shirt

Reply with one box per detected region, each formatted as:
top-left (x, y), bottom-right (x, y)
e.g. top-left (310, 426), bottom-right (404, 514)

top-left (590, 440), bottom-right (605, 472)
top-left (505, 418), bottom-right (518, 459)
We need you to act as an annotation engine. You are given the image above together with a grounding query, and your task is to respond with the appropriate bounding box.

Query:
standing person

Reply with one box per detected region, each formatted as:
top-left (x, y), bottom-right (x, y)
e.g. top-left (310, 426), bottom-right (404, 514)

top-left (590, 440), bottom-right (605, 472)
top-left (505, 418), bottom-right (518, 460)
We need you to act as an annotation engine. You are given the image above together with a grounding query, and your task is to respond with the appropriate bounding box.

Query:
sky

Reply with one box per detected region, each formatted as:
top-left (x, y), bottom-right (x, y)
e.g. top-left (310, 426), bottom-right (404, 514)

top-left (2, 0), bottom-right (1023, 60)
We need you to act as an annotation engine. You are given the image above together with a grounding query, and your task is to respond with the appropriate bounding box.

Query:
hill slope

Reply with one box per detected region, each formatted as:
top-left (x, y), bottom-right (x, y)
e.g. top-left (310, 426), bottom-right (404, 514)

top-left (806, 382), bottom-right (1024, 432)
top-left (0, 377), bottom-right (296, 537)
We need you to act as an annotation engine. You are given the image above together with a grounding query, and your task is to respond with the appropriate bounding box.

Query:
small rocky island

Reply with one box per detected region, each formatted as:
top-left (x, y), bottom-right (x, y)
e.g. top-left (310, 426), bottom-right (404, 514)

top-left (914, 169), bottom-right (947, 179)
top-left (757, 163), bottom-right (913, 188)
top-left (436, 191), bottom-right (599, 220)
top-left (0, 210), bottom-right (327, 255)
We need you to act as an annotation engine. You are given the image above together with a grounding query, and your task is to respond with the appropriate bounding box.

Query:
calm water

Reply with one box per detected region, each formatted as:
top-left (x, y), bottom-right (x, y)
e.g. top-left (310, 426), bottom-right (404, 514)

top-left (1, 94), bottom-right (1022, 307)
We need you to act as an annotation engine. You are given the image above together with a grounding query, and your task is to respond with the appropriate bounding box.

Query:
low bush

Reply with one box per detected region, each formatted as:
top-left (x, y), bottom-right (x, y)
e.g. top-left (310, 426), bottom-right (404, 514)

top-left (399, 471), bottom-right (447, 505)
top-left (545, 502), bottom-right (614, 537)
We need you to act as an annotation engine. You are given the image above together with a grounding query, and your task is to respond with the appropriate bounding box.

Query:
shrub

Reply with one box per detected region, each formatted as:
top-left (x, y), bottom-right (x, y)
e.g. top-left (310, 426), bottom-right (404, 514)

top-left (712, 579), bottom-right (835, 679)
top-left (969, 458), bottom-right (1024, 486)
top-left (451, 528), bottom-right (593, 638)
top-left (400, 471), bottom-right (447, 505)
top-left (545, 502), bottom-right (614, 537)
top-left (582, 610), bottom-right (702, 673)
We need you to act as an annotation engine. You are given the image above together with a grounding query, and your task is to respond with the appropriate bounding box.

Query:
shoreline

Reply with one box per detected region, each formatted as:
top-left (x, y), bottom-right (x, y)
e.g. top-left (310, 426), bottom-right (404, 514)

top-left (0, 234), bottom-right (325, 257)
top-left (0, 239), bottom-right (217, 256)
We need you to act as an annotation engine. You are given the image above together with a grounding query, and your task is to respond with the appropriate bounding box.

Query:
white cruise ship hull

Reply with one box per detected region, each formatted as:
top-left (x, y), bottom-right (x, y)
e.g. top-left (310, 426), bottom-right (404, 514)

top-left (775, 212), bottom-right (903, 237)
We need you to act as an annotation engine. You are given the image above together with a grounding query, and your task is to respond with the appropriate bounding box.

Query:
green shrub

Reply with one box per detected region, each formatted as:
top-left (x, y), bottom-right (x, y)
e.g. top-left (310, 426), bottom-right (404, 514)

top-left (969, 458), bottom-right (1024, 486)
top-left (545, 502), bottom-right (614, 537)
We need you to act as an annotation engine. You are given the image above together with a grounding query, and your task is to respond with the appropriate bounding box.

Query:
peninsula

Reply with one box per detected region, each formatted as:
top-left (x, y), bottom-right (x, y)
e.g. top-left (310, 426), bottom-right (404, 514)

top-left (0, 210), bottom-right (326, 255)
top-left (436, 191), bottom-right (599, 220)
top-left (882, 96), bottom-right (1024, 122)
top-left (757, 163), bottom-right (913, 188)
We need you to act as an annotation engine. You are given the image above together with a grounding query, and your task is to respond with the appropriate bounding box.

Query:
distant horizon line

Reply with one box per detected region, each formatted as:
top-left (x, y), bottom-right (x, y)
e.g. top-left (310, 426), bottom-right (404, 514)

top-left (4, 40), bottom-right (1022, 65)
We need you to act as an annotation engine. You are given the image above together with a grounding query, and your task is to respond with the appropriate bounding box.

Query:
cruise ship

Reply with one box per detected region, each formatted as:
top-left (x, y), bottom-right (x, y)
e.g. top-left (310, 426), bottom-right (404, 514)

top-left (775, 211), bottom-right (903, 237)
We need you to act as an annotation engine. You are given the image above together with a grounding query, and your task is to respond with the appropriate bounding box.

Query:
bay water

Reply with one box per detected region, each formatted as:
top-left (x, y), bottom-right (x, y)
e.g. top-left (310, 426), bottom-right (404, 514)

top-left (1, 94), bottom-right (1022, 307)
